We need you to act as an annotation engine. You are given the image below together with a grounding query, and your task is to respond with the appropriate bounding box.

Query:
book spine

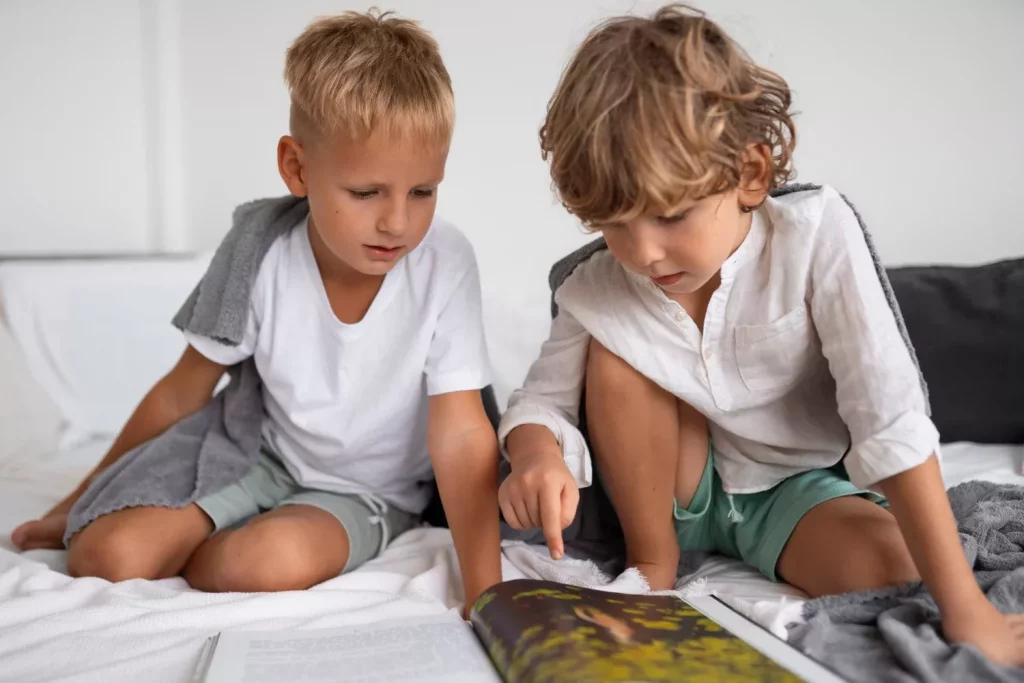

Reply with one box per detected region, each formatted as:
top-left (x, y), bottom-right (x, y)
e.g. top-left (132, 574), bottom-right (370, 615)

top-left (189, 634), bottom-right (220, 683)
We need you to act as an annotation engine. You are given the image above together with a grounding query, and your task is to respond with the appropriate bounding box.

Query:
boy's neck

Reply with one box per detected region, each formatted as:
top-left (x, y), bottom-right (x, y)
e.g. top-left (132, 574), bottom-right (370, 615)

top-left (667, 208), bottom-right (754, 332)
top-left (668, 272), bottom-right (720, 333)
top-left (308, 218), bottom-right (387, 324)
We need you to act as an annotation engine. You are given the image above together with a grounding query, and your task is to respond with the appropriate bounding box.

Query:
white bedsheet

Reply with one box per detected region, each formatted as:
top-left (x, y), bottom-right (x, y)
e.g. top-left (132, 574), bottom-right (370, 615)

top-left (0, 442), bottom-right (1020, 682)
top-left (0, 445), bottom-right (654, 683)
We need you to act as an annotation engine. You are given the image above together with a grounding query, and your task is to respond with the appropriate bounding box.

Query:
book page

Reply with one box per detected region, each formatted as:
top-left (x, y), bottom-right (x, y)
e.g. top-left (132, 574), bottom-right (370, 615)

top-left (201, 612), bottom-right (502, 683)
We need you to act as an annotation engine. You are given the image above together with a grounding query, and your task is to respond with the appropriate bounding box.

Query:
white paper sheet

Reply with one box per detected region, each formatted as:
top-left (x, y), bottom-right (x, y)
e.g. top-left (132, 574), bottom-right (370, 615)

top-left (200, 612), bottom-right (501, 683)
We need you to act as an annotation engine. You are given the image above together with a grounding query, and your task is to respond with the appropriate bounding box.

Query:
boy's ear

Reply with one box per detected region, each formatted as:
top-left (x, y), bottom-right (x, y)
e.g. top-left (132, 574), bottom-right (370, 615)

top-left (737, 142), bottom-right (772, 210)
top-left (277, 135), bottom-right (308, 197)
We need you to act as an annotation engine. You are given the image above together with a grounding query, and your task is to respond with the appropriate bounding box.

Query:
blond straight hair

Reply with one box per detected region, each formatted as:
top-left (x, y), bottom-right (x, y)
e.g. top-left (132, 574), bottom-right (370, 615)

top-left (285, 9), bottom-right (454, 146)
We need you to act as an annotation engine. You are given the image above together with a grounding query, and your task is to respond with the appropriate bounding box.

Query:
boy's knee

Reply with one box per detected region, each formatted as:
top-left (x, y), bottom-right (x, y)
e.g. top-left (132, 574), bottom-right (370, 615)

top-left (586, 338), bottom-right (645, 390)
top-left (189, 523), bottom-right (335, 593)
top-left (835, 519), bottom-right (918, 593)
top-left (67, 526), bottom-right (160, 582)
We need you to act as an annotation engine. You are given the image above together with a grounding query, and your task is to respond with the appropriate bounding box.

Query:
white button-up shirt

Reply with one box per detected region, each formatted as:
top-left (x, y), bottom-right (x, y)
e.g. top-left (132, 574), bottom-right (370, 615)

top-left (499, 185), bottom-right (939, 493)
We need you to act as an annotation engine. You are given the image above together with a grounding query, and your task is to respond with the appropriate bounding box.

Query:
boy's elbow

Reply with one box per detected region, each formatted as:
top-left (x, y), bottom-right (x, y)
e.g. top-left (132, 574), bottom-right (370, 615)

top-left (429, 419), bottom-right (498, 467)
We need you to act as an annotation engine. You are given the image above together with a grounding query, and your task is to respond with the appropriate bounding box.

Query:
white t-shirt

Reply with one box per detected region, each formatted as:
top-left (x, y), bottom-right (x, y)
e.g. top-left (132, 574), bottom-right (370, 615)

top-left (499, 185), bottom-right (939, 494)
top-left (186, 216), bottom-right (491, 513)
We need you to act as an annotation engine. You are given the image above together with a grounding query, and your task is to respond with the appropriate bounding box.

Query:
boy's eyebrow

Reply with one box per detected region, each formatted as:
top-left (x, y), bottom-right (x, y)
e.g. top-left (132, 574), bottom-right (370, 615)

top-left (344, 177), bottom-right (445, 188)
top-left (659, 196), bottom-right (702, 215)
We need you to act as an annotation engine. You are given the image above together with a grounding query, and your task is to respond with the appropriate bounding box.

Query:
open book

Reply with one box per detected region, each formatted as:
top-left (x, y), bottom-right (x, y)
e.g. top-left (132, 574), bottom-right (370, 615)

top-left (194, 579), bottom-right (830, 682)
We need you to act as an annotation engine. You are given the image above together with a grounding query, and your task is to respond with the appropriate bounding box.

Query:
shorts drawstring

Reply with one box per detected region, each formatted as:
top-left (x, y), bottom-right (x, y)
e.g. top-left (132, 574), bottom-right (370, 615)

top-left (726, 493), bottom-right (744, 524)
top-left (359, 493), bottom-right (392, 551)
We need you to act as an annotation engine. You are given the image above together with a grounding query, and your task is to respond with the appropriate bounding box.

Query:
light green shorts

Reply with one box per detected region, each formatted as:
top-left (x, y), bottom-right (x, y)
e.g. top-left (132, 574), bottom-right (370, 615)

top-left (195, 447), bottom-right (418, 572)
top-left (675, 449), bottom-right (886, 581)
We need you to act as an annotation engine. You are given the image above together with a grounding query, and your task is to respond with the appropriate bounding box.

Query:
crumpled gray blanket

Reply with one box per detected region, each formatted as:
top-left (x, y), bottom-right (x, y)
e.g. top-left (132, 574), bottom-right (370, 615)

top-left (788, 479), bottom-right (1024, 682)
top-left (503, 183), bottom-right (929, 574)
top-left (65, 195), bottom-right (498, 544)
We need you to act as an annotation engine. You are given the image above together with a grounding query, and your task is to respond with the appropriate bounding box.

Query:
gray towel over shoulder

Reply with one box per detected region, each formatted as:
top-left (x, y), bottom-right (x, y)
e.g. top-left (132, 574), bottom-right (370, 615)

top-left (64, 196), bottom-right (309, 544)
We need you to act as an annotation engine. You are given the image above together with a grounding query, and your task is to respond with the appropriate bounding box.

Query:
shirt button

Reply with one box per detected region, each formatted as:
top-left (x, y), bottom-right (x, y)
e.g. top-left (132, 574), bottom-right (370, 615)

top-left (704, 348), bottom-right (713, 360)
top-left (675, 311), bottom-right (686, 322)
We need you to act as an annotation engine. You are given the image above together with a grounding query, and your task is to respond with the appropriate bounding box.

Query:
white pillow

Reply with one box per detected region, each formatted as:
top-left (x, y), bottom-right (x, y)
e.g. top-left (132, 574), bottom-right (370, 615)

top-left (0, 256), bottom-right (209, 448)
top-left (0, 309), bottom-right (63, 467)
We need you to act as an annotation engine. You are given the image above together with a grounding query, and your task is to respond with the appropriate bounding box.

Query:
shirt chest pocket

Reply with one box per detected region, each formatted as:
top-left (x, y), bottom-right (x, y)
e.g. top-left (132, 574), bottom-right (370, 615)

top-left (734, 305), bottom-right (818, 394)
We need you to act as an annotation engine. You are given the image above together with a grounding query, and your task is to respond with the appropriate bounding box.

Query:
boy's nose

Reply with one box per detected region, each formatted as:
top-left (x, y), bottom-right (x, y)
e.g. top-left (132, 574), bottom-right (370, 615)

top-left (631, 237), bottom-right (664, 270)
top-left (378, 200), bottom-right (409, 236)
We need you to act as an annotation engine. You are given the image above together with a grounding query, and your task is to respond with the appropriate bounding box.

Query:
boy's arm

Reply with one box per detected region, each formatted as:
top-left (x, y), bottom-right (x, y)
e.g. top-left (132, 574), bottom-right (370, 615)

top-left (11, 346), bottom-right (227, 550)
top-left (499, 305), bottom-right (592, 483)
top-left (809, 188), bottom-right (1023, 664)
top-left (877, 457), bottom-right (1024, 664)
top-left (498, 305), bottom-right (591, 558)
top-left (427, 389), bottom-right (502, 615)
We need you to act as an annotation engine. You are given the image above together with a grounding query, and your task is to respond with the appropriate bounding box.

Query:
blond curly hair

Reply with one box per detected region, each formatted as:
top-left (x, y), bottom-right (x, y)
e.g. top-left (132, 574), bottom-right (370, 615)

top-left (540, 4), bottom-right (796, 227)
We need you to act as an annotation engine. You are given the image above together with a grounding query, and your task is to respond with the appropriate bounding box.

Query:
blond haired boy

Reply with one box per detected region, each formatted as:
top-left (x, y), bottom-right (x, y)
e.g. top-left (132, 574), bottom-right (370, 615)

top-left (13, 10), bottom-right (502, 609)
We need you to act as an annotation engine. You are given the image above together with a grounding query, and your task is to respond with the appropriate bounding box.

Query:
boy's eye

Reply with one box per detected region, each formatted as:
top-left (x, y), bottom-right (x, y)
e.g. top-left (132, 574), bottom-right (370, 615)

top-left (349, 189), bottom-right (378, 200)
top-left (657, 209), bottom-right (691, 225)
top-left (411, 188), bottom-right (435, 198)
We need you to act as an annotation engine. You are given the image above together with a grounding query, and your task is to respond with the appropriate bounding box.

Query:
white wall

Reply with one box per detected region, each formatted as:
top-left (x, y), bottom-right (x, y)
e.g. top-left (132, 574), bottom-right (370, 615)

top-left (1, 0), bottom-right (1022, 394)
top-left (0, 0), bottom-right (153, 254)
top-left (3, 1), bottom-right (1022, 264)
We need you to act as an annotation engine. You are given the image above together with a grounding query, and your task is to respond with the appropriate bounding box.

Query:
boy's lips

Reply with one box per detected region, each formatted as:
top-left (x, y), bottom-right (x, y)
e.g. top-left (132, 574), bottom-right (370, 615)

top-left (364, 245), bottom-right (402, 260)
top-left (651, 272), bottom-right (684, 286)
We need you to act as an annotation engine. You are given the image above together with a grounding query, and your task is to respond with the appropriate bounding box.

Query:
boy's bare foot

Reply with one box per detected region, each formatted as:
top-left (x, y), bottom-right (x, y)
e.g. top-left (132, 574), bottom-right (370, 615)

top-left (11, 511), bottom-right (68, 550)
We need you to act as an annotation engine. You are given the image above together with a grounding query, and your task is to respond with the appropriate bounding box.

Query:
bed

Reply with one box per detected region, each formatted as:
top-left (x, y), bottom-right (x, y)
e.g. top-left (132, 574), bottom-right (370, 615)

top-left (0, 255), bottom-right (1020, 682)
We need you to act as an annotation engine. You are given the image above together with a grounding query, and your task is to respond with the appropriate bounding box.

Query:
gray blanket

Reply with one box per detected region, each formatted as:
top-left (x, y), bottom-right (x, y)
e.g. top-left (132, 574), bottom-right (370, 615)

top-left (788, 479), bottom-right (1024, 682)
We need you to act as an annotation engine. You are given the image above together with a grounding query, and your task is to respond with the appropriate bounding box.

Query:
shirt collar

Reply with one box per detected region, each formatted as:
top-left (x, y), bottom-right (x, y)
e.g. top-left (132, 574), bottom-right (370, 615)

top-left (720, 206), bottom-right (768, 280)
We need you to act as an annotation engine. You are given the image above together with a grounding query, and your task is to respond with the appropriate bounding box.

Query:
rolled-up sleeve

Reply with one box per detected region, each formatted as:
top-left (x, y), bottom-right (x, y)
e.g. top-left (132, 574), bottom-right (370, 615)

top-left (809, 189), bottom-right (940, 489)
top-left (497, 303), bottom-right (594, 488)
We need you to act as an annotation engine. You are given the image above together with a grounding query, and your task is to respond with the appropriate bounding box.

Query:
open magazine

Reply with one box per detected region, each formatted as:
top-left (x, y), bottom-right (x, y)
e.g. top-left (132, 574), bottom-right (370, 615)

top-left (194, 579), bottom-right (820, 682)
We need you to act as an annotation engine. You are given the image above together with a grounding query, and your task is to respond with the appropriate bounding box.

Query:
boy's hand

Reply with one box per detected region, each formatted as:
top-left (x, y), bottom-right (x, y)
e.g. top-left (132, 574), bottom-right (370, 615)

top-left (499, 448), bottom-right (579, 560)
top-left (943, 600), bottom-right (1024, 667)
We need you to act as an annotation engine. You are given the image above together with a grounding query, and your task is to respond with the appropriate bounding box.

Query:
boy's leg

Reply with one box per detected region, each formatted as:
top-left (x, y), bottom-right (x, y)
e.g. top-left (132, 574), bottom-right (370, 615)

top-left (183, 504), bottom-right (350, 593)
top-left (725, 465), bottom-right (918, 594)
top-left (184, 488), bottom-right (415, 593)
top-left (66, 504), bottom-right (213, 581)
top-left (776, 496), bottom-right (919, 596)
top-left (584, 339), bottom-right (709, 591)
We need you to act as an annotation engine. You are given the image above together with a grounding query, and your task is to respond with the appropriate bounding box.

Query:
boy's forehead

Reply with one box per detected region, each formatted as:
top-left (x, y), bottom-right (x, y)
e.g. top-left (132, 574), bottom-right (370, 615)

top-left (314, 129), bottom-right (448, 179)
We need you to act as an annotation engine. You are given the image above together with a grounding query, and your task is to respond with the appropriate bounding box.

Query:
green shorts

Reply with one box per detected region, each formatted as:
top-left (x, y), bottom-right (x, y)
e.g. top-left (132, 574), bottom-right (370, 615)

top-left (195, 447), bottom-right (418, 572)
top-left (675, 450), bottom-right (886, 581)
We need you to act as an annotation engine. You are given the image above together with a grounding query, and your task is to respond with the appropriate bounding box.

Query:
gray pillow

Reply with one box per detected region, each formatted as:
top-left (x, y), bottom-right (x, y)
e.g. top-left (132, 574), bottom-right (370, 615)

top-left (887, 257), bottom-right (1024, 444)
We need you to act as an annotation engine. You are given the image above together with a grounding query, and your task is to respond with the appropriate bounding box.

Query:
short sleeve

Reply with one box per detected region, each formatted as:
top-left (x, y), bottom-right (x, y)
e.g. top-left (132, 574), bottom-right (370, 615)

top-left (424, 256), bottom-right (491, 396)
top-left (182, 283), bottom-right (261, 367)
